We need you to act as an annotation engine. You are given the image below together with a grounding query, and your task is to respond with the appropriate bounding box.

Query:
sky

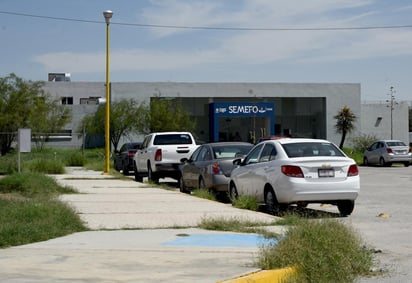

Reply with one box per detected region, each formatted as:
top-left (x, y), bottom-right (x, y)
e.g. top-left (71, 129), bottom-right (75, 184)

top-left (1, 0), bottom-right (412, 101)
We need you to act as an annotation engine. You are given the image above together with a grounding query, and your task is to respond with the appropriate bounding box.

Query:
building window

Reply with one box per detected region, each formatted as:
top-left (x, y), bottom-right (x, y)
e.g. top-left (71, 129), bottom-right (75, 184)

top-left (80, 97), bottom-right (101, 105)
top-left (61, 97), bottom-right (73, 105)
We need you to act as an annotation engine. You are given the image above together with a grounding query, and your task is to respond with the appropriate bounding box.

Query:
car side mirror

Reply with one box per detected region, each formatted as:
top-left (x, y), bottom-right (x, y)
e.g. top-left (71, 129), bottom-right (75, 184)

top-left (232, 158), bottom-right (242, 166)
top-left (180, 157), bottom-right (189, 163)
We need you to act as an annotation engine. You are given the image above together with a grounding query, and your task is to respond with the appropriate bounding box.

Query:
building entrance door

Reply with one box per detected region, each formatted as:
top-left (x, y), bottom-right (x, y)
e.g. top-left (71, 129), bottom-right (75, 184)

top-left (209, 102), bottom-right (275, 143)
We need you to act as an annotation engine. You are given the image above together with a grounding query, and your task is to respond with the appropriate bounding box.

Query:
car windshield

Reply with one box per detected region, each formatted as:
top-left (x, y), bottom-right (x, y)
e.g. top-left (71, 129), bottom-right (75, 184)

top-left (212, 145), bottom-right (252, 159)
top-left (386, 141), bottom-right (406, 147)
top-left (153, 134), bottom-right (193, 145)
top-left (282, 142), bottom-right (345, 158)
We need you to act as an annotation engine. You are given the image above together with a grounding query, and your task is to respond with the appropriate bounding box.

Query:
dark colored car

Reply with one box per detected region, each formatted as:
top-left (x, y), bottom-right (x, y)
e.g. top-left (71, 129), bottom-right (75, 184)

top-left (114, 142), bottom-right (142, 175)
top-left (179, 142), bottom-right (253, 194)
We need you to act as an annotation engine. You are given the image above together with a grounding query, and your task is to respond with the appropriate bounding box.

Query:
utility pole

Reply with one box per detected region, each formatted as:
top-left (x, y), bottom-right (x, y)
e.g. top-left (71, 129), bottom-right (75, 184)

top-left (386, 86), bottom-right (397, 140)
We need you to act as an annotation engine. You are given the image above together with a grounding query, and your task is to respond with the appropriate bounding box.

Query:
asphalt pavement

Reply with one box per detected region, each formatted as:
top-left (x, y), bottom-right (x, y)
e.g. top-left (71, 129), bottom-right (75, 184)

top-left (0, 167), bottom-right (286, 283)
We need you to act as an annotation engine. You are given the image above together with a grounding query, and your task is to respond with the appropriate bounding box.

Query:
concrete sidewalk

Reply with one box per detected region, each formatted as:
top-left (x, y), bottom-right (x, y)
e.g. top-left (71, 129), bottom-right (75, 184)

top-left (0, 167), bottom-right (286, 283)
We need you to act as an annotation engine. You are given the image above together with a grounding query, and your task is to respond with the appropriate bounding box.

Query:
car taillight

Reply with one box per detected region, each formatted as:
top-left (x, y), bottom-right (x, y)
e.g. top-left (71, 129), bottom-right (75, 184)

top-left (212, 162), bottom-right (221, 174)
top-left (154, 149), bottom-right (162, 161)
top-left (386, 148), bottom-right (393, 153)
top-left (127, 151), bottom-right (135, 157)
top-left (347, 164), bottom-right (359, 177)
top-left (281, 165), bottom-right (304, 178)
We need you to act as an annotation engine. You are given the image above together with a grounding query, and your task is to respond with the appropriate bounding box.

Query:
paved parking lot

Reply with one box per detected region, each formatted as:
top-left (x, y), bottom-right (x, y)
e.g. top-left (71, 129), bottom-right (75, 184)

top-left (318, 166), bottom-right (412, 282)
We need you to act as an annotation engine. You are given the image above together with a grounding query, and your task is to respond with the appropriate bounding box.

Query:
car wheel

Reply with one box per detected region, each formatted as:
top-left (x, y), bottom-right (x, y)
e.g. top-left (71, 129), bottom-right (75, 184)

top-left (122, 162), bottom-right (130, 176)
top-left (337, 200), bottom-right (355, 216)
top-left (265, 188), bottom-right (285, 215)
top-left (147, 163), bottom-right (159, 184)
top-left (179, 175), bottom-right (190, 194)
top-left (229, 182), bottom-right (239, 202)
top-left (404, 162), bottom-right (410, 167)
top-left (199, 178), bottom-right (206, 190)
top-left (297, 201), bottom-right (308, 208)
top-left (363, 157), bottom-right (369, 166)
top-left (133, 162), bottom-right (143, 182)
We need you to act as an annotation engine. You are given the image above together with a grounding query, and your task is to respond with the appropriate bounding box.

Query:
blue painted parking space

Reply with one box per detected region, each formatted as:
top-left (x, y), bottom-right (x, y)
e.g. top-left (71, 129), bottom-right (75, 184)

top-left (163, 233), bottom-right (277, 248)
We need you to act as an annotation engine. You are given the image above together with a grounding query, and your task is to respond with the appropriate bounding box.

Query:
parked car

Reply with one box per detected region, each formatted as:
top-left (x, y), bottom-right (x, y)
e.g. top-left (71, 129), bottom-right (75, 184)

top-left (114, 142), bottom-right (142, 175)
top-left (229, 138), bottom-right (360, 216)
top-left (256, 136), bottom-right (290, 144)
top-left (179, 142), bottom-right (253, 194)
top-left (133, 132), bottom-right (198, 183)
top-left (363, 140), bottom-right (411, 167)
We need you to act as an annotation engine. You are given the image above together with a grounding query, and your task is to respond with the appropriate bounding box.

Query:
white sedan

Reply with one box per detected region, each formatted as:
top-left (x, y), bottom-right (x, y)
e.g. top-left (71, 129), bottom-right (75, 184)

top-left (229, 138), bottom-right (360, 216)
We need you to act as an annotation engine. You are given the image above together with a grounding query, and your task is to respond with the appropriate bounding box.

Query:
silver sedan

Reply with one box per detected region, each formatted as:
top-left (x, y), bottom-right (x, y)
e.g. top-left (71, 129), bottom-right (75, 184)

top-left (229, 138), bottom-right (360, 216)
top-left (363, 140), bottom-right (411, 167)
top-left (179, 142), bottom-right (253, 194)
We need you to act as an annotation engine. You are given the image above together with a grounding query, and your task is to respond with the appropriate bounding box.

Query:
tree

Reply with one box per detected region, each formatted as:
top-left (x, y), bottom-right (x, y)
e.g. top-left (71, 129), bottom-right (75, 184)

top-left (149, 96), bottom-right (196, 133)
top-left (79, 99), bottom-right (148, 152)
top-left (30, 95), bottom-right (72, 150)
top-left (0, 73), bottom-right (71, 155)
top-left (334, 106), bottom-right (357, 149)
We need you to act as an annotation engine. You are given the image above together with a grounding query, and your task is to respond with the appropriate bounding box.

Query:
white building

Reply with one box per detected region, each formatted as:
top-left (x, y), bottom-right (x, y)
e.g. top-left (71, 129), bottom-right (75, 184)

top-left (42, 81), bottom-right (410, 148)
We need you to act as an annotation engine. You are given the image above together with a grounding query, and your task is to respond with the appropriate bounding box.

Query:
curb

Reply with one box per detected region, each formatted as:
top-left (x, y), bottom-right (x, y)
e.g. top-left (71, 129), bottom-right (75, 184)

top-left (217, 267), bottom-right (296, 283)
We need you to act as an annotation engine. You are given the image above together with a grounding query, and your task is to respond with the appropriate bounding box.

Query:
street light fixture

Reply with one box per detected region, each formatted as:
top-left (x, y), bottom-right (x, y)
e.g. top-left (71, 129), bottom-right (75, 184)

top-left (103, 10), bottom-right (113, 174)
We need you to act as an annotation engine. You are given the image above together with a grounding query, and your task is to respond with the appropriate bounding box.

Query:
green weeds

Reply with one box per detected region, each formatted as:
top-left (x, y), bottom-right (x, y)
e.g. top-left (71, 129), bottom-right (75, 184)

top-left (257, 218), bottom-right (373, 283)
top-left (231, 194), bottom-right (259, 211)
top-left (0, 172), bottom-right (86, 248)
top-left (191, 189), bottom-right (217, 201)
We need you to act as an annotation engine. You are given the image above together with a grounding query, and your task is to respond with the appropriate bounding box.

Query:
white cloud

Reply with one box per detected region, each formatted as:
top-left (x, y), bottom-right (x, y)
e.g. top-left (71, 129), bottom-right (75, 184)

top-left (32, 0), bottom-right (412, 74)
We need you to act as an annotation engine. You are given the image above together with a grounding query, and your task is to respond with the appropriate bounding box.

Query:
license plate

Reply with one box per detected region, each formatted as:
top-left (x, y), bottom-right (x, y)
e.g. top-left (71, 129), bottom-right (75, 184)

top-left (318, 168), bottom-right (334, 177)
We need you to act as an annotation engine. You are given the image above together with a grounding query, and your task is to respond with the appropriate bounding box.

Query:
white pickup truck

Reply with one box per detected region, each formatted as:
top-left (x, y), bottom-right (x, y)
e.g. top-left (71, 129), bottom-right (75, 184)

top-left (133, 132), bottom-right (198, 183)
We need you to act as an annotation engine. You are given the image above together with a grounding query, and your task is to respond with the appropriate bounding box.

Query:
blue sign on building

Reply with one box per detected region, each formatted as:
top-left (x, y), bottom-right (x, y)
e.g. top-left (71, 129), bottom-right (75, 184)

top-left (209, 102), bottom-right (275, 142)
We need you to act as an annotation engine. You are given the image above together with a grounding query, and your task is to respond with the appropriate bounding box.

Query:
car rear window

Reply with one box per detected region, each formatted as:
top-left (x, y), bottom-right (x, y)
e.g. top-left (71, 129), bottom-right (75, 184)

top-left (282, 142), bottom-right (345, 158)
top-left (153, 134), bottom-right (193, 145)
top-left (386, 141), bottom-right (406, 147)
top-left (212, 145), bottom-right (253, 159)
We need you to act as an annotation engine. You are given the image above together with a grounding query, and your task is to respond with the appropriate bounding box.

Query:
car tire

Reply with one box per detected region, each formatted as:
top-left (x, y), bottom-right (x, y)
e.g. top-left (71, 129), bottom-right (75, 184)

top-left (265, 188), bottom-right (285, 215)
top-left (133, 162), bottom-right (143, 182)
top-left (363, 157), bottom-right (369, 166)
top-left (229, 182), bottom-right (239, 202)
top-left (122, 162), bottom-right (130, 176)
top-left (379, 157), bottom-right (391, 167)
top-left (404, 162), bottom-right (410, 167)
top-left (337, 200), bottom-right (355, 216)
top-left (147, 163), bottom-right (159, 184)
top-left (179, 175), bottom-right (190, 194)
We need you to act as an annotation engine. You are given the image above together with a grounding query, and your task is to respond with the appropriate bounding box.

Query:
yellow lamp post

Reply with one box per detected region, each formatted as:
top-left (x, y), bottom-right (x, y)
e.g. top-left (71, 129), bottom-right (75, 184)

top-left (103, 10), bottom-right (113, 174)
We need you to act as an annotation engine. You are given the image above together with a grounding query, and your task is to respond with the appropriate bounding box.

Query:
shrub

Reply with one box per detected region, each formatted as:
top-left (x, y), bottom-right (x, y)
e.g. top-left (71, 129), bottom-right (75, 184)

top-left (0, 155), bottom-right (18, 175)
top-left (26, 158), bottom-right (65, 174)
top-left (257, 218), bottom-right (373, 283)
top-left (65, 151), bottom-right (86, 166)
top-left (350, 134), bottom-right (377, 152)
